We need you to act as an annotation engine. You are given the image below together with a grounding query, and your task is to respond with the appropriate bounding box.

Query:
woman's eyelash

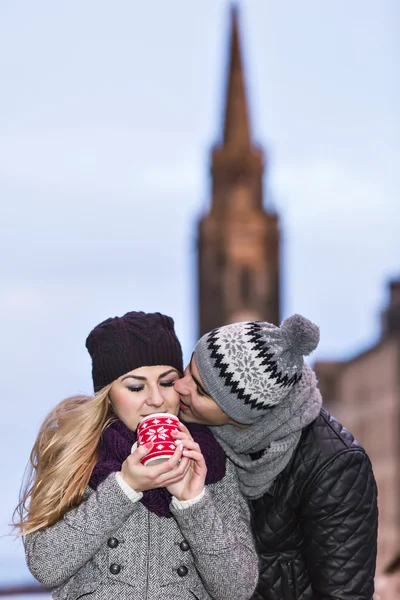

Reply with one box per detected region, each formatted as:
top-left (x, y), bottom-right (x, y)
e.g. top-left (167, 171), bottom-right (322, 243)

top-left (127, 381), bottom-right (176, 392)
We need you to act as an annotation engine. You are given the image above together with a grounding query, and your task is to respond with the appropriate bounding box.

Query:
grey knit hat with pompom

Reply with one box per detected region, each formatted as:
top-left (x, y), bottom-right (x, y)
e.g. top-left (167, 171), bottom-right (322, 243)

top-left (194, 314), bottom-right (320, 425)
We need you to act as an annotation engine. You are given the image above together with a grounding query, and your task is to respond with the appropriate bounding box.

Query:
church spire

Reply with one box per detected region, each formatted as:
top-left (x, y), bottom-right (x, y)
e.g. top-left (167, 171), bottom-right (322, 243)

top-left (222, 6), bottom-right (251, 150)
top-left (197, 3), bottom-right (280, 336)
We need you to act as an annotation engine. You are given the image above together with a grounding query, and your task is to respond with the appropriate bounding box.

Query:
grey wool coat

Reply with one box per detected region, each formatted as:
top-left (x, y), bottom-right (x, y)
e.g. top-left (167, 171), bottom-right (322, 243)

top-left (25, 462), bottom-right (258, 600)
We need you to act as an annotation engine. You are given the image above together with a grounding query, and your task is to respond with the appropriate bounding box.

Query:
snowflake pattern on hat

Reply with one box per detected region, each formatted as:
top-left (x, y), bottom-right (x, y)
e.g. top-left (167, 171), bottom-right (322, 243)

top-left (196, 313), bottom-right (320, 424)
top-left (207, 321), bottom-right (302, 411)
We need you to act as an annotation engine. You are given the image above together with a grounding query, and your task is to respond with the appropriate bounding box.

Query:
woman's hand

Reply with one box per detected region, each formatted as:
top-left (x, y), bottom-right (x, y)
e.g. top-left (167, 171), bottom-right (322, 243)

top-left (166, 422), bottom-right (207, 501)
top-left (120, 442), bottom-right (190, 493)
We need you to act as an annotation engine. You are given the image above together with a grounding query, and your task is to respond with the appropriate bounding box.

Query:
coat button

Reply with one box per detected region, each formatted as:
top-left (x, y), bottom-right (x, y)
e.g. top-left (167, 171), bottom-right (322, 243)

top-left (179, 540), bottom-right (190, 552)
top-left (107, 537), bottom-right (119, 548)
top-left (110, 563), bottom-right (121, 575)
top-left (177, 565), bottom-right (188, 577)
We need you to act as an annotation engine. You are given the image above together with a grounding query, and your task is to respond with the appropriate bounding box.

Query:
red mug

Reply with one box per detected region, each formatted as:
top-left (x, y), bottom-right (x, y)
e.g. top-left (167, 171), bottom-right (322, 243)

top-left (135, 413), bottom-right (180, 465)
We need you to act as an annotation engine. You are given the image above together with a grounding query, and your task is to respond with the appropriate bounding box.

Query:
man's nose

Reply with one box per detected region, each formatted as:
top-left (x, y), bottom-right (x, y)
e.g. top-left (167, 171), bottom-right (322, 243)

top-left (174, 375), bottom-right (189, 394)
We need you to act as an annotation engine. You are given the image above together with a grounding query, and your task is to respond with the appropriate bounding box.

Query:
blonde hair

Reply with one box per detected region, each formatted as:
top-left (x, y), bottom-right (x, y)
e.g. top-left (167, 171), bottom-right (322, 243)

top-left (13, 384), bottom-right (114, 536)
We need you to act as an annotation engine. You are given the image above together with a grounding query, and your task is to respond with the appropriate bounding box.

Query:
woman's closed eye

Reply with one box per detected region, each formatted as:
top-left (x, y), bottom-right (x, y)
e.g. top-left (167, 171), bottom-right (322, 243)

top-left (127, 385), bottom-right (143, 393)
top-left (160, 379), bottom-right (178, 388)
top-left (128, 380), bottom-right (176, 392)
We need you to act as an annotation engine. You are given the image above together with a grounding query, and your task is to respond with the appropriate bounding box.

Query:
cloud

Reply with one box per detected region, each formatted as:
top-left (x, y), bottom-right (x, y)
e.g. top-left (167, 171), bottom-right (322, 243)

top-left (268, 159), bottom-right (399, 359)
top-left (273, 158), bottom-right (395, 225)
top-left (0, 283), bottom-right (84, 317)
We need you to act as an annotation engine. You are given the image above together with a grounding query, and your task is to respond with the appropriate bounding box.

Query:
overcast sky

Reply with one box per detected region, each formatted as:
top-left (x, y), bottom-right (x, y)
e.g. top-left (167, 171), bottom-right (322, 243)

top-left (0, 0), bottom-right (398, 581)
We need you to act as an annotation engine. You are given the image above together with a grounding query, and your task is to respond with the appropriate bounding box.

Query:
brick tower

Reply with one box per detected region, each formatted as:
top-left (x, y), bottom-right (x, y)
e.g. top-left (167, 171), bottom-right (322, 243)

top-left (197, 7), bottom-right (280, 336)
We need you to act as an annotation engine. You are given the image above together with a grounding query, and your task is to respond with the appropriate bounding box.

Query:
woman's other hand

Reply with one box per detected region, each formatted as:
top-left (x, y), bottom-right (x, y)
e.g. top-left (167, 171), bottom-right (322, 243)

top-left (166, 422), bottom-right (207, 501)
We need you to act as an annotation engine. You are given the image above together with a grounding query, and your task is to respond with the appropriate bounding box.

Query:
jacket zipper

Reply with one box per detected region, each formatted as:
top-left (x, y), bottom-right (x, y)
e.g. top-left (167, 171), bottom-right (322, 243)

top-left (280, 561), bottom-right (297, 600)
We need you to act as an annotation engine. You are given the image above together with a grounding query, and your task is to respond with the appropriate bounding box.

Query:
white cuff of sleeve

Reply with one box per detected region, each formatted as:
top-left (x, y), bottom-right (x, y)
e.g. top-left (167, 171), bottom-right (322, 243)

top-left (171, 488), bottom-right (206, 510)
top-left (115, 472), bottom-right (143, 503)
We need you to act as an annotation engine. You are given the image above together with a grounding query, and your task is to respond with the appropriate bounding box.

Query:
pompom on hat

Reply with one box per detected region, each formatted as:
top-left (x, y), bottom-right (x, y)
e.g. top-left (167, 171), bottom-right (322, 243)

top-left (86, 311), bottom-right (183, 392)
top-left (194, 314), bottom-right (320, 425)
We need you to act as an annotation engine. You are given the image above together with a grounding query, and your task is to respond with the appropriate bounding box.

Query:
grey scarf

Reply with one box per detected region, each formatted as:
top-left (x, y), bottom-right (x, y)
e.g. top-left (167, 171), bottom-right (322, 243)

top-left (210, 365), bottom-right (322, 499)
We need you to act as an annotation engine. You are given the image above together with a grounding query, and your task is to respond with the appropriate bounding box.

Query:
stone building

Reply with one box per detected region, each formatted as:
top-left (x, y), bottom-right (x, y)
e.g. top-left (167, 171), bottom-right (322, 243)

top-left (315, 279), bottom-right (400, 584)
top-left (375, 553), bottom-right (400, 599)
top-left (197, 7), bottom-right (280, 337)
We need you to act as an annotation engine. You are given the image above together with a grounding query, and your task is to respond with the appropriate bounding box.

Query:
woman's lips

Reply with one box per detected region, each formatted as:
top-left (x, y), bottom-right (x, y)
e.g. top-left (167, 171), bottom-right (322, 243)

top-left (179, 401), bottom-right (190, 411)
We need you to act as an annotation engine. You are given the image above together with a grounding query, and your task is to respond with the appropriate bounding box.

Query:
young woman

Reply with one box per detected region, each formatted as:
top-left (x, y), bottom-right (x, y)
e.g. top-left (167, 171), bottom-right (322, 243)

top-left (14, 311), bottom-right (258, 600)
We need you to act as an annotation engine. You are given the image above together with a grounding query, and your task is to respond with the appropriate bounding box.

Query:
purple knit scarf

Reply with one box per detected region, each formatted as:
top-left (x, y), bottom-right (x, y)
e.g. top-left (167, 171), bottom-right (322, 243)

top-left (88, 419), bottom-right (226, 518)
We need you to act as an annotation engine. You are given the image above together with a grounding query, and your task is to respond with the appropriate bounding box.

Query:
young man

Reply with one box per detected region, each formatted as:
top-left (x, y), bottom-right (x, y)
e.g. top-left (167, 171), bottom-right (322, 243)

top-left (175, 314), bottom-right (378, 600)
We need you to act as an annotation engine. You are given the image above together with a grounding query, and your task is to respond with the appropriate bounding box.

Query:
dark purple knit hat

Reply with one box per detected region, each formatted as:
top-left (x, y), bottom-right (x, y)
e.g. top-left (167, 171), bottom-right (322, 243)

top-left (86, 311), bottom-right (183, 392)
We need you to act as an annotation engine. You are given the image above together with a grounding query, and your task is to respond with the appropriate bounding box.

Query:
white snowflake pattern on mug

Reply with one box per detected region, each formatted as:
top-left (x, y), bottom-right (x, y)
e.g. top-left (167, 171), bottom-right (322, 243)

top-left (144, 426), bottom-right (170, 442)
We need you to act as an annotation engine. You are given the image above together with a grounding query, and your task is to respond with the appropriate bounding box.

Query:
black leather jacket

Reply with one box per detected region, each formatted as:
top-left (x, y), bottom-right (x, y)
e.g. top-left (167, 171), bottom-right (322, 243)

top-left (249, 408), bottom-right (378, 600)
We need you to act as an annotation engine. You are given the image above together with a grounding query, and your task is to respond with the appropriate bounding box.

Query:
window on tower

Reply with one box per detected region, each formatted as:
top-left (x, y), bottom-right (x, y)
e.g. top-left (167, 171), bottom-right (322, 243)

top-left (240, 266), bottom-right (252, 304)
